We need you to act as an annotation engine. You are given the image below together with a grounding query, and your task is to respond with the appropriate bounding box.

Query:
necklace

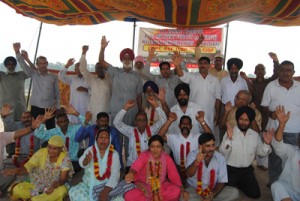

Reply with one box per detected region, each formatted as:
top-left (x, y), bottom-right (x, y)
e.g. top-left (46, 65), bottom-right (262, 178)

top-left (134, 126), bottom-right (152, 156)
top-left (197, 161), bottom-right (215, 197)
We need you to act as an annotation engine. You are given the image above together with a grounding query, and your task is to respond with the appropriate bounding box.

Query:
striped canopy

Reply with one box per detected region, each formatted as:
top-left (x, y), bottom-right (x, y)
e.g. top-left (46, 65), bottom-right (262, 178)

top-left (2, 0), bottom-right (299, 27)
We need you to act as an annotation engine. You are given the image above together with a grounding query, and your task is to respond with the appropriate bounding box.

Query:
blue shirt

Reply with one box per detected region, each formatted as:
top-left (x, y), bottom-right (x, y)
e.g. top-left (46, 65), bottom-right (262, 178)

top-left (75, 124), bottom-right (122, 168)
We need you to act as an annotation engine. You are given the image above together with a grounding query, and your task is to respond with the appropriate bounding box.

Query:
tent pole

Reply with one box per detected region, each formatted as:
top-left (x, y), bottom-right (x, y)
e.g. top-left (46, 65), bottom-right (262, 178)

top-left (26, 22), bottom-right (43, 108)
top-left (132, 19), bottom-right (137, 51)
top-left (223, 22), bottom-right (230, 69)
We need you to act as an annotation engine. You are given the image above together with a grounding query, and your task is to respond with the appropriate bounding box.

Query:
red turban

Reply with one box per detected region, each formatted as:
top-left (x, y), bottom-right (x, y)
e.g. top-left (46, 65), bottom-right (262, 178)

top-left (120, 48), bottom-right (135, 61)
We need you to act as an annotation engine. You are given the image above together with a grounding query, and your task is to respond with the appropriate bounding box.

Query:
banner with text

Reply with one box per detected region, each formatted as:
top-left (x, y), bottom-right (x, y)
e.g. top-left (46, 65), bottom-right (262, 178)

top-left (137, 28), bottom-right (223, 72)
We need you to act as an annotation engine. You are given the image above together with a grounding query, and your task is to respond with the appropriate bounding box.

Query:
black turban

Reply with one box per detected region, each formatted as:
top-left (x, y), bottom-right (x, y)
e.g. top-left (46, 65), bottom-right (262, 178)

top-left (4, 56), bottom-right (17, 66)
top-left (227, 58), bottom-right (243, 70)
top-left (174, 83), bottom-right (190, 98)
top-left (143, 80), bottom-right (159, 94)
top-left (236, 106), bottom-right (255, 122)
top-left (119, 48), bottom-right (135, 61)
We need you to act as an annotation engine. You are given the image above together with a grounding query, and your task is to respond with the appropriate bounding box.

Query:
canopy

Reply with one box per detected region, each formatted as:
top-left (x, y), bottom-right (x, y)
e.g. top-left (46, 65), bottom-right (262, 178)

top-left (2, 0), bottom-right (299, 27)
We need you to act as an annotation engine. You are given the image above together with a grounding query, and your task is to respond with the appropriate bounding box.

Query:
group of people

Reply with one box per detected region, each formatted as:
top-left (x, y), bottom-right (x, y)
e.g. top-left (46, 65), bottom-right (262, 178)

top-left (0, 33), bottom-right (299, 201)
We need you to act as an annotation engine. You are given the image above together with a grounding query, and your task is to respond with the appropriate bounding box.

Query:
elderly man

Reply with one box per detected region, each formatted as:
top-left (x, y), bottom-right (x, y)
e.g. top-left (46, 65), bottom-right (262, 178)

top-left (2, 136), bottom-right (73, 201)
top-left (79, 45), bottom-right (111, 123)
top-left (13, 43), bottom-right (60, 130)
top-left (0, 113), bottom-right (42, 198)
top-left (261, 60), bottom-right (300, 185)
top-left (58, 58), bottom-right (90, 124)
top-left (185, 133), bottom-right (239, 201)
top-left (220, 58), bottom-right (248, 106)
top-left (270, 105), bottom-right (300, 201)
top-left (219, 106), bottom-right (273, 198)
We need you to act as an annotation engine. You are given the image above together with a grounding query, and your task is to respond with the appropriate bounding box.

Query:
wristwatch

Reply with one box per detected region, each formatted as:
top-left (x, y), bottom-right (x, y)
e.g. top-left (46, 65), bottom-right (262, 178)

top-left (201, 121), bottom-right (206, 125)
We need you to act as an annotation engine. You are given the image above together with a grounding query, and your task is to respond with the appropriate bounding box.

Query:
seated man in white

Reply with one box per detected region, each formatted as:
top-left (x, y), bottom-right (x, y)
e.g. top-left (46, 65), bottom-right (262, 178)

top-left (219, 106), bottom-right (273, 198)
top-left (271, 105), bottom-right (300, 201)
top-left (185, 133), bottom-right (239, 201)
top-left (158, 112), bottom-right (212, 183)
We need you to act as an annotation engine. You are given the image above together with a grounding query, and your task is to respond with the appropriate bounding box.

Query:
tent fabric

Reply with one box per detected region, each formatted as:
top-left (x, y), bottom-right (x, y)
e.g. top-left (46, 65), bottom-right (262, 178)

top-left (2, 0), bottom-right (300, 27)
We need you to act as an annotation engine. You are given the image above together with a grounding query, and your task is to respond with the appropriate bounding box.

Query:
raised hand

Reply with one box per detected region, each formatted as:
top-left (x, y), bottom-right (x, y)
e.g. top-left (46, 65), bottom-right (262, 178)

top-left (43, 108), bottom-right (56, 122)
top-left (155, 87), bottom-right (166, 102)
top-left (268, 52), bottom-right (278, 61)
top-left (0, 104), bottom-right (12, 117)
top-left (250, 102), bottom-right (256, 110)
top-left (196, 146), bottom-right (204, 163)
top-left (85, 151), bottom-right (93, 165)
top-left (65, 58), bottom-right (75, 68)
top-left (85, 111), bottom-right (92, 124)
top-left (125, 172), bottom-right (134, 183)
top-left (147, 95), bottom-right (159, 108)
top-left (263, 128), bottom-right (274, 145)
top-left (196, 111), bottom-right (205, 123)
top-left (64, 104), bottom-right (78, 115)
top-left (147, 47), bottom-right (157, 62)
top-left (275, 105), bottom-right (290, 124)
top-left (31, 115), bottom-right (44, 129)
top-left (21, 50), bottom-right (30, 61)
top-left (101, 36), bottom-right (109, 49)
top-left (226, 121), bottom-right (233, 140)
top-left (196, 34), bottom-right (205, 46)
top-left (82, 45), bottom-right (89, 54)
top-left (13, 42), bottom-right (21, 53)
top-left (124, 100), bottom-right (136, 111)
top-left (172, 51), bottom-right (183, 67)
top-left (224, 102), bottom-right (232, 113)
top-left (168, 112), bottom-right (177, 122)
top-left (240, 71), bottom-right (249, 81)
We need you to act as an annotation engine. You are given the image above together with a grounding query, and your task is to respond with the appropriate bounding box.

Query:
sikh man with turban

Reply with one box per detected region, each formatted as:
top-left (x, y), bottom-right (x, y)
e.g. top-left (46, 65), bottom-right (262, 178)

top-left (99, 36), bottom-right (143, 164)
top-left (3, 135), bottom-right (74, 201)
top-left (219, 106), bottom-right (273, 199)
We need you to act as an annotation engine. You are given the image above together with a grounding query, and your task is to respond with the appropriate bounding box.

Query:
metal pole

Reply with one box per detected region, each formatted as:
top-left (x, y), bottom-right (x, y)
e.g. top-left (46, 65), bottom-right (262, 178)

top-left (26, 22), bottom-right (43, 108)
top-left (223, 22), bottom-right (230, 69)
top-left (132, 19), bottom-right (137, 51)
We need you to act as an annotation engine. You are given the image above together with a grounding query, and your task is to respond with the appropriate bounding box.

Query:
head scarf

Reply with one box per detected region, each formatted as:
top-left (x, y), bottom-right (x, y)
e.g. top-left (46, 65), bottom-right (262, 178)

top-left (227, 58), bottom-right (243, 70)
top-left (134, 55), bottom-right (144, 63)
top-left (48, 135), bottom-right (64, 147)
top-left (143, 80), bottom-right (159, 94)
top-left (235, 106), bottom-right (255, 122)
top-left (174, 83), bottom-right (190, 98)
top-left (120, 48), bottom-right (135, 61)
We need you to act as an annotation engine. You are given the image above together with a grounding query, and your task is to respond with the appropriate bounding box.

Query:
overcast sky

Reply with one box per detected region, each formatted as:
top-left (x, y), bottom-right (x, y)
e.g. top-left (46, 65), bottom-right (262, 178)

top-left (0, 2), bottom-right (299, 76)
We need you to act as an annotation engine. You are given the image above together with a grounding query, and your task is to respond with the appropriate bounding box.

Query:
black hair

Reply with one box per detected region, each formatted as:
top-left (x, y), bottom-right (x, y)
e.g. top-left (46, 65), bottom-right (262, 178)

top-left (148, 135), bottom-right (164, 147)
top-left (198, 133), bottom-right (215, 145)
top-left (179, 115), bottom-right (192, 125)
top-left (4, 56), bottom-right (17, 66)
top-left (95, 128), bottom-right (110, 140)
top-left (135, 111), bottom-right (148, 121)
top-left (97, 112), bottom-right (109, 120)
top-left (159, 61), bottom-right (171, 70)
top-left (198, 56), bottom-right (210, 64)
top-left (280, 60), bottom-right (294, 71)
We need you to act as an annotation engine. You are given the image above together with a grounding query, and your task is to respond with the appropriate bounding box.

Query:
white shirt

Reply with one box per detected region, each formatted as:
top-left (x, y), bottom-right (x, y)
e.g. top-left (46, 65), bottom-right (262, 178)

top-left (271, 139), bottom-right (300, 194)
top-left (186, 150), bottom-right (228, 189)
top-left (169, 102), bottom-right (209, 134)
top-left (220, 75), bottom-right (248, 105)
top-left (166, 133), bottom-right (200, 165)
top-left (113, 107), bottom-right (166, 166)
top-left (79, 54), bottom-right (112, 123)
top-left (219, 126), bottom-right (271, 167)
top-left (261, 79), bottom-right (300, 133)
top-left (0, 132), bottom-right (15, 170)
top-left (180, 72), bottom-right (221, 128)
top-left (58, 68), bottom-right (90, 124)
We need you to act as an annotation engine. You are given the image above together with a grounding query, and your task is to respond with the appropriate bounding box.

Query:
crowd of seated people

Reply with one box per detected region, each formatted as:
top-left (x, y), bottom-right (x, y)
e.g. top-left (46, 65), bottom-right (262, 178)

top-left (0, 34), bottom-right (298, 201)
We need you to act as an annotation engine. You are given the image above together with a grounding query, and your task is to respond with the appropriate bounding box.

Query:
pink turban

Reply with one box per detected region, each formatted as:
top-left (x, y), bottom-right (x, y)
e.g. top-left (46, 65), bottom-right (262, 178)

top-left (134, 55), bottom-right (144, 63)
top-left (120, 48), bottom-right (135, 61)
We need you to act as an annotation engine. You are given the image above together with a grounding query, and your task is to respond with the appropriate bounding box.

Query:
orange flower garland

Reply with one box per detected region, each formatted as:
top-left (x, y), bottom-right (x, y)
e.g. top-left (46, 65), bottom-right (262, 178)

top-left (149, 108), bottom-right (155, 126)
top-left (93, 144), bottom-right (114, 180)
top-left (197, 162), bottom-right (215, 197)
top-left (13, 135), bottom-right (34, 167)
top-left (65, 136), bottom-right (70, 150)
top-left (149, 160), bottom-right (162, 200)
top-left (134, 126), bottom-right (152, 156)
top-left (180, 142), bottom-right (190, 172)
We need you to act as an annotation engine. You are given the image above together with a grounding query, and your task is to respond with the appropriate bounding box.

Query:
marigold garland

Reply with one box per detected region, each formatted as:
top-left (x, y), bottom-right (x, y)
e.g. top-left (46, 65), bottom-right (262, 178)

top-left (13, 135), bottom-right (34, 167)
top-left (180, 142), bottom-right (190, 172)
top-left (196, 161), bottom-right (215, 197)
top-left (149, 108), bottom-right (155, 126)
top-left (65, 136), bottom-right (70, 150)
top-left (149, 160), bottom-right (162, 201)
top-left (93, 144), bottom-right (114, 180)
top-left (134, 126), bottom-right (152, 156)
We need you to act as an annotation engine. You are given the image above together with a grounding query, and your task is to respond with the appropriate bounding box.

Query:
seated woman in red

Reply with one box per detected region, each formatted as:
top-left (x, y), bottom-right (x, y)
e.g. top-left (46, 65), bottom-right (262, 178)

top-left (124, 135), bottom-right (189, 201)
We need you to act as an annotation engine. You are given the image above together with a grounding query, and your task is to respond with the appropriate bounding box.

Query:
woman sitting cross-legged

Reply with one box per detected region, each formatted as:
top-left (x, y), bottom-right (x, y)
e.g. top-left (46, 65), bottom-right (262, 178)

top-left (69, 128), bottom-right (134, 201)
top-left (124, 135), bottom-right (189, 201)
top-left (2, 135), bottom-right (74, 201)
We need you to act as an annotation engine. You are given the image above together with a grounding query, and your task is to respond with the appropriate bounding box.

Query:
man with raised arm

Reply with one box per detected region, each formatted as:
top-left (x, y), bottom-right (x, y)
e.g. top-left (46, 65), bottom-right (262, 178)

top-left (79, 45), bottom-right (111, 123)
top-left (270, 105), bottom-right (300, 201)
top-left (13, 42), bottom-right (60, 130)
top-left (58, 58), bottom-right (90, 124)
top-left (113, 97), bottom-right (166, 172)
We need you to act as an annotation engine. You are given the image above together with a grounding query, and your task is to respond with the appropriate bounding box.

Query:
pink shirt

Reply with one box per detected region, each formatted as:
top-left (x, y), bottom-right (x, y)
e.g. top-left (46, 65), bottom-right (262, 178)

top-left (0, 132), bottom-right (15, 170)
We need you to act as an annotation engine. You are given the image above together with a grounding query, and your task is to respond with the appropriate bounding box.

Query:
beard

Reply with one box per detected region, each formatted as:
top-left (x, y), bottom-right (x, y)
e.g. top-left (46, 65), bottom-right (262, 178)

top-left (238, 123), bottom-right (250, 132)
top-left (123, 61), bottom-right (133, 69)
top-left (178, 98), bottom-right (188, 106)
top-left (181, 127), bottom-right (190, 136)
